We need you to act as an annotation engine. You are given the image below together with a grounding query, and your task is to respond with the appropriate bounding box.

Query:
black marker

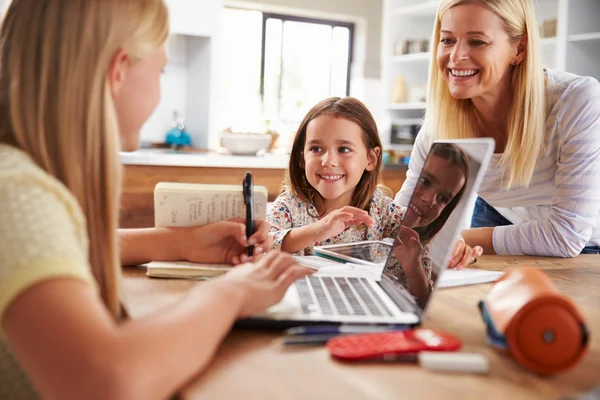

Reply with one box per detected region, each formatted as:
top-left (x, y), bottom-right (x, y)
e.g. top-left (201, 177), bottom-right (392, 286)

top-left (243, 172), bottom-right (255, 257)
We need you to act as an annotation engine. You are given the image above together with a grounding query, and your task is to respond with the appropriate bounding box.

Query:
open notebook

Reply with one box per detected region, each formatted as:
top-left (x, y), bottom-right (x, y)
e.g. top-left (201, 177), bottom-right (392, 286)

top-left (144, 258), bottom-right (503, 288)
top-left (145, 261), bottom-right (231, 279)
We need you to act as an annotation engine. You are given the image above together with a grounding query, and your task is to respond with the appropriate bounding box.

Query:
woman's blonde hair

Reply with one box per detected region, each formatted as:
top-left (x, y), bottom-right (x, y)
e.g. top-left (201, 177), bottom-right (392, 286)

top-left (426, 0), bottom-right (545, 188)
top-left (0, 0), bottom-right (169, 317)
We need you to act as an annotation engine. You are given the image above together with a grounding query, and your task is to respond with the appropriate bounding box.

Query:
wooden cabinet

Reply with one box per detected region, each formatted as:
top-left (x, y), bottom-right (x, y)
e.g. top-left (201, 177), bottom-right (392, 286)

top-left (120, 165), bottom-right (406, 228)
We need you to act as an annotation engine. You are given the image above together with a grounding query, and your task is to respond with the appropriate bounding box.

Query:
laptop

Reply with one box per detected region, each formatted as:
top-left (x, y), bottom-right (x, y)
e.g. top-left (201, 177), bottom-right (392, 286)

top-left (241, 138), bottom-right (495, 328)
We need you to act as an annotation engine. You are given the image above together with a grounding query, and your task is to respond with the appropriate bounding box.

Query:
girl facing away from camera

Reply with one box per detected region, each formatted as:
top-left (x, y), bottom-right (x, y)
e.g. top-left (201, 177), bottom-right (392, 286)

top-left (0, 1), bottom-right (310, 399)
top-left (267, 97), bottom-right (477, 303)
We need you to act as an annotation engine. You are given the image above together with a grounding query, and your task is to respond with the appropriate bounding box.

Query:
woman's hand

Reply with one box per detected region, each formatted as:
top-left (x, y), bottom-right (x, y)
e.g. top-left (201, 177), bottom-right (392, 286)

top-left (314, 206), bottom-right (374, 243)
top-left (393, 225), bottom-right (423, 275)
top-left (223, 250), bottom-right (313, 317)
top-left (447, 239), bottom-right (483, 270)
top-left (183, 218), bottom-right (273, 265)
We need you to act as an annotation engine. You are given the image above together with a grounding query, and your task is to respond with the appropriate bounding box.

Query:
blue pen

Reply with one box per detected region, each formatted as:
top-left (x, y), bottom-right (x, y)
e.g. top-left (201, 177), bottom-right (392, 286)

top-left (285, 324), bottom-right (409, 336)
top-left (242, 172), bottom-right (255, 257)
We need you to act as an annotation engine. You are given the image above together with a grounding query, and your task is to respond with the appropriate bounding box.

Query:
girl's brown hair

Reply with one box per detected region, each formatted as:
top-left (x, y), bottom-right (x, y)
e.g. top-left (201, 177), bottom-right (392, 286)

top-left (414, 143), bottom-right (470, 244)
top-left (283, 96), bottom-right (383, 214)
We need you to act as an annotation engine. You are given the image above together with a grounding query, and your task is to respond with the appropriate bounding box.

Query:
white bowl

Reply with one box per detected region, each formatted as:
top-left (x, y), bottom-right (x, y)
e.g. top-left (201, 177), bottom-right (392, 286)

top-left (220, 132), bottom-right (272, 155)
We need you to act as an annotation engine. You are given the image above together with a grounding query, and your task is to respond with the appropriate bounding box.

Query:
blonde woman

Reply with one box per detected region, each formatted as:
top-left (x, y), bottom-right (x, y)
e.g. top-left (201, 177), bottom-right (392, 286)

top-left (0, 1), bottom-right (311, 399)
top-left (395, 0), bottom-right (600, 257)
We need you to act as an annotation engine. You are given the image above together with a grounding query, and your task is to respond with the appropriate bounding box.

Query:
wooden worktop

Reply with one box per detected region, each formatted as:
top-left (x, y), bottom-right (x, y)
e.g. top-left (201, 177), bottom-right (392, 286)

top-left (119, 164), bottom-right (407, 229)
top-left (122, 255), bottom-right (600, 400)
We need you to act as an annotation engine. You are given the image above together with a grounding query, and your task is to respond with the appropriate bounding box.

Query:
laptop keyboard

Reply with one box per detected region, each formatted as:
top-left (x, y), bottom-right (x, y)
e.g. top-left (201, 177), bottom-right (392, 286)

top-left (295, 276), bottom-right (393, 317)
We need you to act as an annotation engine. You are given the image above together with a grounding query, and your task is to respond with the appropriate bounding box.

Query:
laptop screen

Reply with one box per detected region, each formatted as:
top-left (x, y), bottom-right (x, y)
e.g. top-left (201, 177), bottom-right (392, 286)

top-left (379, 139), bottom-right (493, 318)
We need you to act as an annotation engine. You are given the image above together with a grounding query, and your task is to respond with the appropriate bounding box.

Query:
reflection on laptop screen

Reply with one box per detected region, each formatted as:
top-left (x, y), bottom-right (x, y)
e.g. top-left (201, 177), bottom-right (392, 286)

top-left (379, 140), bottom-right (490, 317)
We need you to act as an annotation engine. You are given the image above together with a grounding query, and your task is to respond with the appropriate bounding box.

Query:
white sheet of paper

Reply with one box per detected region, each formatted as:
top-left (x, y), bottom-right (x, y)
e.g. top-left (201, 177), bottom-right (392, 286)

top-left (438, 269), bottom-right (503, 288)
top-left (292, 256), bottom-right (502, 287)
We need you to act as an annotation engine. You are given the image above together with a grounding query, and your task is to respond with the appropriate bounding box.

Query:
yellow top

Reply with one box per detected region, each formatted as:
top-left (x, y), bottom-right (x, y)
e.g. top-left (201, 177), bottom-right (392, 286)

top-left (0, 144), bottom-right (98, 399)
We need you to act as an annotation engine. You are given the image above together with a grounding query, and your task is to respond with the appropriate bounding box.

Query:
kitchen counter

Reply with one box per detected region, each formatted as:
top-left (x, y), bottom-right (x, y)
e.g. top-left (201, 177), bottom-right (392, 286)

top-left (119, 149), bottom-right (409, 171)
top-left (119, 149), bottom-right (290, 169)
top-left (119, 150), bottom-right (408, 228)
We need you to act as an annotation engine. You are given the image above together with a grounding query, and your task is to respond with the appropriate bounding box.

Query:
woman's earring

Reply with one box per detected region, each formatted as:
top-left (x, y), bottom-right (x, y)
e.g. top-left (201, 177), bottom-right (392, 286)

top-left (512, 60), bottom-right (518, 66)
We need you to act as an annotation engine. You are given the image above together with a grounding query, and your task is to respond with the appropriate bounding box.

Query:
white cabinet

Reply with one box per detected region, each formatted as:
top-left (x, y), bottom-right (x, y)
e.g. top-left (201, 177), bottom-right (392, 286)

top-left (166, 0), bottom-right (220, 37)
top-left (380, 0), bottom-right (600, 148)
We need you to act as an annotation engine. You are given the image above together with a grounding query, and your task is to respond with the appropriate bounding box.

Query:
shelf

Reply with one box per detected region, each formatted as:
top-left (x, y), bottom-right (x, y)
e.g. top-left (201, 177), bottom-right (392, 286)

top-left (388, 144), bottom-right (414, 152)
top-left (568, 32), bottom-right (600, 42)
top-left (388, 102), bottom-right (427, 110)
top-left (390, 52), bottom-right (430, 63)
top-left (391, 1), bottom-right (439, 17)
top-left (541, 37), bottom-right (556, 45)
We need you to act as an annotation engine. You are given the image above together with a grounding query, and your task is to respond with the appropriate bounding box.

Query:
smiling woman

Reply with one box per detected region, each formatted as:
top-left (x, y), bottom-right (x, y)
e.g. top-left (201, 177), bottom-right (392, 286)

top-left (395, 0), bottom-right (600, 258)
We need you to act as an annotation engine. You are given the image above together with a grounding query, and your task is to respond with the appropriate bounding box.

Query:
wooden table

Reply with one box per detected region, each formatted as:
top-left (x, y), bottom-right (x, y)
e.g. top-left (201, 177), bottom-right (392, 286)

top-left (122, 256), bottom-right (600, 399)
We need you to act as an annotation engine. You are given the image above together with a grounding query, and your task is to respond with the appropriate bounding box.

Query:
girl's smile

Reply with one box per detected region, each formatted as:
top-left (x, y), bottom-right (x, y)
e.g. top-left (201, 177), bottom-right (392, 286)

top-left (303, 115), bottom-right (378, 214)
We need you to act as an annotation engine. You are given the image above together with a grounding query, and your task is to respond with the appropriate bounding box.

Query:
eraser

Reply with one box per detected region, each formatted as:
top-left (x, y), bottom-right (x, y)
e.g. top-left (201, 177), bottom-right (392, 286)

top-left (419, 352), bottom-right (489, 374)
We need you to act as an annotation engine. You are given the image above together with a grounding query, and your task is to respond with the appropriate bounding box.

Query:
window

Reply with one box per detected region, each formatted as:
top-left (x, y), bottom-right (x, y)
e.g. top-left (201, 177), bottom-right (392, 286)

top-left (217, 8), bottom-right (354, 149)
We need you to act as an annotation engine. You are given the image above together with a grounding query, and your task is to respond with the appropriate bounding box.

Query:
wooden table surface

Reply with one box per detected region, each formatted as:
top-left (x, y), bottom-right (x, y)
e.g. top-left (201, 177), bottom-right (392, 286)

top-left (122, 256), bottom-right (600, 400)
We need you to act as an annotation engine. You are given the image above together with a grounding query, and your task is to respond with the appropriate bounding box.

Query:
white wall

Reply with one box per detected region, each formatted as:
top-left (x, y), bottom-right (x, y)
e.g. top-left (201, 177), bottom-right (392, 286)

top-left (139, 0), bottom-right (221, 148)
top-left (141, 35), bottom-right (188, 144)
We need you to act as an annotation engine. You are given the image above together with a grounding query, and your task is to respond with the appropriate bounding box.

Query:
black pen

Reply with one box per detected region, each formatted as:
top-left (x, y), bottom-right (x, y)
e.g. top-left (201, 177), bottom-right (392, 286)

top-left (242, 172), bottom-right (255, 257)
top-left (285, 324), bottom-right (409, 336)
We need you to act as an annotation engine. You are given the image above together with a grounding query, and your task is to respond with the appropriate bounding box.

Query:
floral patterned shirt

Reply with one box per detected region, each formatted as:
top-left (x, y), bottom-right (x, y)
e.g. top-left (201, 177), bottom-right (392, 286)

top-left (267, 188), bottom-right (433, 291)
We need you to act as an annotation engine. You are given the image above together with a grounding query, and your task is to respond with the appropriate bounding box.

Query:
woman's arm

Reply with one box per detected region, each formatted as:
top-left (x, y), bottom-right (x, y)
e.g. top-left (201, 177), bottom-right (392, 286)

top-left (3, 252), bottom-right (309, 400)
top-left (394, 128), bottom-right (431, 205)
top-left (484, 80), bottom-right (600, 257)
top-left (460, 228), bottom-right (495, 255)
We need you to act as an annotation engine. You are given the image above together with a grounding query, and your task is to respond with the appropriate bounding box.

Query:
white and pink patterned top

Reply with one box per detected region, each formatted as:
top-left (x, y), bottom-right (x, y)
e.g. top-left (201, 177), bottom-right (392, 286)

top-left (267, 188), bottom-right (433, 289)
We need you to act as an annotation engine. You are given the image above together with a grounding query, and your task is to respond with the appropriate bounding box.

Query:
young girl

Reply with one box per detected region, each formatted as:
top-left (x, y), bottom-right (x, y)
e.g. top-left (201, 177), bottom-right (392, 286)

top-left (387, 142), bottom-right (471, 305)
top-left (0, 1), bottom-right (309, 399)
top-left (267, 97), bottom-right (476, 303)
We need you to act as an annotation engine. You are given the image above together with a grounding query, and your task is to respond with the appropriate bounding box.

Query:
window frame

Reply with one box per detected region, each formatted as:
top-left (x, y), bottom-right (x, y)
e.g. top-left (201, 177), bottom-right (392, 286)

top-left (258, 12), bottom-right (354, 105)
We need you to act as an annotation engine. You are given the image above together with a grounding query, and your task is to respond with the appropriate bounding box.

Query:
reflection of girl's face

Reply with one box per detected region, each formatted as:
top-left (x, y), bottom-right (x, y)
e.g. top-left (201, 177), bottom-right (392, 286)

top-left (403, 154), bottom-right (466, 229)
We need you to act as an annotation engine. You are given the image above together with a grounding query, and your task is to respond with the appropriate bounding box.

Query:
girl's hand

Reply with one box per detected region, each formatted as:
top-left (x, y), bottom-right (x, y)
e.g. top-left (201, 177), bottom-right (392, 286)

top-left (314, 206), bottom-right (374, 243)
top-left (393, 225), bottom-right (423, 275)
top-left (183, 218), bottom-right (273, 265)
top-left (447, 239), bottom-right (483, 270)
top-left (223, 250), bottom-right (313, 317)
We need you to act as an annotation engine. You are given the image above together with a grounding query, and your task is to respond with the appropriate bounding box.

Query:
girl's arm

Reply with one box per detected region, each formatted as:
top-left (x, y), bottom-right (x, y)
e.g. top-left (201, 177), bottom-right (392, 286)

top-left (3, 252), bottom-right (309, 400)
top-left (280, 224), bottom-right (320, 253)
top-left (393, 226), bottom-right (432, 308)
top-left (281, 207), bottom-right (374, 253)
top-left (119, 219), bottom-right (273, 266)
top-left (267, 193), bottom-right (305, 253)
top-left (267, 192), bottom-right (373, 254)
top-left (403, 259), bottom-right (431, 308)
